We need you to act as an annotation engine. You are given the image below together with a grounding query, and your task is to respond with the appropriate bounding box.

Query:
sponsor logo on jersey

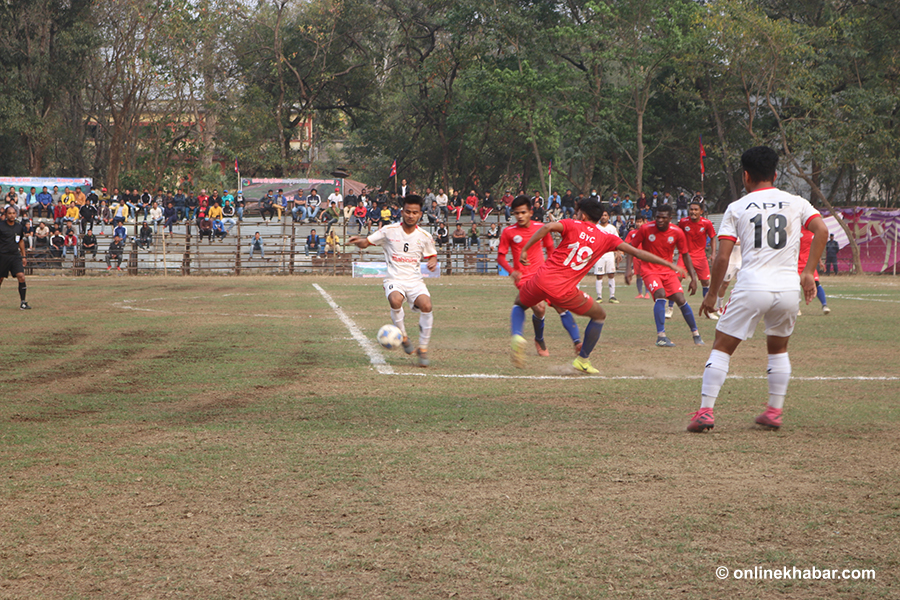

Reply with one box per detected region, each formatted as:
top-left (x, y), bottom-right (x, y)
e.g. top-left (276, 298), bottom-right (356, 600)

top-left (513, 235), bottom-right (523, 244)
top-left (391, 254), bottom-right (420, 263)
top-left (684, 226), bottom-right (691, 232)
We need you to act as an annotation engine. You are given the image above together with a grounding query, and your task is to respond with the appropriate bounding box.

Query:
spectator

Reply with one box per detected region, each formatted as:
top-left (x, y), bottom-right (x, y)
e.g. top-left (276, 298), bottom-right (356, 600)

top-left (366, 202), bottom-right (380, 231)
top-left (248, 232), bottom-right (264, 259)
top-left (560, 189), bottom-right (575, 219)
top-left (675, 192), bottom-right (688, 220)
top-left (79, 200), bottom-right (97, 235)
top-left (209, 189), bottom-right (221, 208)
top-left (637, 191), bottom-right (648, 213)
top-left (273, 189), bottom-right (286, 221)
top-left (63, 203), bottom-right (79, 227)
top-left (35, 186), bottom-right (53, 219)
top-left (63, 228), bottom-right (78, 258)
top-left (610, 193), bottom-right (622, 216)
top-left (235, 192), bottom-right (245, 221)
top-left (50, 185), bottom-right (62, 206)
top-left (290, 190), bottom-right (306, 222)
top-left (305, 229), bottom-right (320, 256)
top-left (435, 188), bottom-right (450, 220)
top-left (149, 201), bottom-right (164, 230)
top-left (379, 203), bottom-right (392, 227)
top-left (532, 198), bottom-right (545, 223)
top-left (390, 202), bottom-right (401, 223)
top-left (435, 221), bottom-right (449, 246)
top-left (185, 193), bottom-right (199, 220)
top-left (486, 222), bottom-right (501, 250)
top-left (325, 230), bottom-right (341, 254)
top-left (222, 201), bottom-right (237, 232)
top-left (138, 222), bottom-right (153, 249)
top-left (21, 218), bottom-right (34, 250)
top-left (207, 201), bottom-right (223, 221)
top-left (328, 187), bottom-right (343, 211)
top-left (98, 201), bottom-right (112, 233)
top-left (81, 229), bottom-right (98, 258)
top-left (480, 191), bottom-right (496, 222)
top-left (113, 222), bottom-right (127, 242)
top-left (197, 214), bottom-right (213, 242)
top-left (106, 235), bottom-right (125, 270)
top-left (197, 189), bottom-right (210, 215)
top-left (320, 201), bottom-right (340, 234)
top-left (52, 202), bottom-right (66, 227)
top-left (212, 217), bottom-right (227, 241)
top-left (399, 178), bottom-right (409, 198)
top-left (49, 227), bottom-right (65, 265)
top-left (450, 188), bottom-right (463, 221)
top-left (463, 190), bottom-right (480, 223)
top-left (622, 194), bottom-right (634, 216)
top-left (173, 189), bottom-right (186, 220)
top-left (352, 203), bottom-right (368, 234)
top-left (467, 222), bottom-right (480, 249)
top-left (111, 198), bottom-right (129, 225)
top-left (426, 200), bottom-right (441, 226)
top-left (451, 224), bottom-right (467, 246)
top-left (61, 186), bottom-right (76, 205)
top-left (260, 191), bottom-right (277, 222)
top-left (501, 189), bottom-right (515, 222)
top-left (163, 201), bottom-right (178, 234)
top-left (306, 189), bottom-right (322, 222)
top-left (825, 234), bottom-right (839, 274)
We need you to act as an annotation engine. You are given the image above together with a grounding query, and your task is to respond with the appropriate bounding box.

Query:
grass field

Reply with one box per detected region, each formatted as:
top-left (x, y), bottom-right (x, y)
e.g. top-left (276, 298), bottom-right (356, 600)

top-left (1, 274), bottom-right (898, 599)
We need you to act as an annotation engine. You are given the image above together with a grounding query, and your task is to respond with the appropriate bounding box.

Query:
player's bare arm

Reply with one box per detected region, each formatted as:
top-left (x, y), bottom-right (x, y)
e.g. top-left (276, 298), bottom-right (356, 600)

top-left (618, 243), bottom-right (688, 278)
top-left (681, 252), bottom-right (698, 295)
top-left (19, 237), bottom-right (26, 267)
top-left (347, 235), bottom-right (372, 249)
top-left (520, 222), bottom-right (563, 266)
top-left (802, 216), bottom-right (829, 304)
top-left (700, 238), bottom-right (734, 317)
top-left (425, 254), bottom-right (438, 271)
top-left (624, 254), bottom-right (633, 285)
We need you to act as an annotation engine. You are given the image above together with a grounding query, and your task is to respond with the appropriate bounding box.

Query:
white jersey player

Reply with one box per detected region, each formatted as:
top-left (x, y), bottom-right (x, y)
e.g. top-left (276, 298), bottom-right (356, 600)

top-left (591, 210), bottom-right (622, 303)
top-left (348, 195), bottom-right (438, 367)
top-left (687, 146), bottom-right (827, 433)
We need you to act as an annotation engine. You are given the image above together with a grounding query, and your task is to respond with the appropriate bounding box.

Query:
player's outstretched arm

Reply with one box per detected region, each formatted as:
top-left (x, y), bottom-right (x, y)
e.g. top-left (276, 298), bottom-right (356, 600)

top-left (700, 238), bottom-right (733, 316)
top-left (520, 222), bottom-right (563, 265)
top-left (347, 235), bottom-right (372, 249)
top-left (617, 242), bottom-right (688, 278)
top-left (624, 254), bottom-right (633, 285)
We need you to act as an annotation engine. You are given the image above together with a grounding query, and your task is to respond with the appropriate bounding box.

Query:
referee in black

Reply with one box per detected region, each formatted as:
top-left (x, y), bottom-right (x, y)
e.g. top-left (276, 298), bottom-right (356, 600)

top-left (0, 205), bottom-right (31, 310)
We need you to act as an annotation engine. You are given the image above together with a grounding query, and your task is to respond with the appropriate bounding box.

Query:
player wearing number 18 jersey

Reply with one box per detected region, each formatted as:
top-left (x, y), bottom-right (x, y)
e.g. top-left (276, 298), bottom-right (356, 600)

top-left (511, 198), bottom-right (686, 374)
top-left (688, 146), bottom-right (827, 433)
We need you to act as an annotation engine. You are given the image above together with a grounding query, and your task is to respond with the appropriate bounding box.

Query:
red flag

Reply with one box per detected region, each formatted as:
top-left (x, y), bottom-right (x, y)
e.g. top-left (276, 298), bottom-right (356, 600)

top-left (548, 160), bottom-right (552, 176)
top-left (699, 136), bottom-right (707, 179)
top-left (389, 160), bottom-right (397, 178)
top-left (234, 158), bottom-right (239, 173)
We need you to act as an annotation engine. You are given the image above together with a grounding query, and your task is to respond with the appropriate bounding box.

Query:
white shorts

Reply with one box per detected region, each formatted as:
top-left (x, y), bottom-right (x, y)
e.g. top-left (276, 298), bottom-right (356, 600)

top-left (724, 249), bottom-right (742, 282)
top-left (384, 279), bottom-right (430, 308)
top-left (593, 254), bottom-right (616, 276)
top-left (716, 289), bottom-right (800, 340)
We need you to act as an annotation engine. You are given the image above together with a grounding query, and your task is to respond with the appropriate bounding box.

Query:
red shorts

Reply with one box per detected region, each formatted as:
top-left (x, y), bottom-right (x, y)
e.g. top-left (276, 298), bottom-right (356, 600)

top-left (643, 271), bottom-right (683, 297)
top-left (519, 277), bottom-right (593, 315)
top-left (691, 251), bottom-right (710, 281)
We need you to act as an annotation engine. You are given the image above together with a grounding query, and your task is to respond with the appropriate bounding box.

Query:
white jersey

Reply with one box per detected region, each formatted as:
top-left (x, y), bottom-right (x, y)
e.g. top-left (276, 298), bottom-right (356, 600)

top-left (368, 222), bottom-right (437, 283)
top-left (597, 223), bottom-right (620, 259)
top-left (718, 188), bottom-right (820, 293)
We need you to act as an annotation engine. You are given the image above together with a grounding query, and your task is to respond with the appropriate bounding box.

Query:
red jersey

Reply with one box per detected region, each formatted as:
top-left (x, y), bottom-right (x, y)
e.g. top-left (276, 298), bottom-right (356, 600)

top-left (532, 219), bottom-right (623, 297)
top-left (630, 222), bottom-right (688, 275)
top-left (678, 217), bottom-right (716, 255)
top-left (624, 228), bottom-right (642, 273)
top-left (498, 221), bottom-right (554, 282)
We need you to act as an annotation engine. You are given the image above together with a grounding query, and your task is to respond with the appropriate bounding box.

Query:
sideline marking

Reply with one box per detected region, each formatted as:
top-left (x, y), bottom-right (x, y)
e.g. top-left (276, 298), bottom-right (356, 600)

top-left (313, 283), bottom-right (393, 375)
top-left (829, 294), bottom-right (900, 304)
top-left (392, 373), bottom-right (900, 381)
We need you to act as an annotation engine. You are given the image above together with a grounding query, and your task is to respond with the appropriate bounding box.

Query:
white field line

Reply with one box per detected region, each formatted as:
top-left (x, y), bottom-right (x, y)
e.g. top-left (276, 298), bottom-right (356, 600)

top-left (313, 283), bottom-right (393, 375)
top-left (829, 294), bottom-right (900, 304)
top-left (392, 373), bottom-right (900, 381)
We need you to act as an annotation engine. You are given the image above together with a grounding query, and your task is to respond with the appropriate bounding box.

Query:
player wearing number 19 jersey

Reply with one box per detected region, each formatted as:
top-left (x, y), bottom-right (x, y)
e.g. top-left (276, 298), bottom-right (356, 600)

top-left (688, 146), bottom-right (827, 433)
top-left (511, 198), bottom-right (686, 374)
top-left (497, 196), bottom-right (582, 357)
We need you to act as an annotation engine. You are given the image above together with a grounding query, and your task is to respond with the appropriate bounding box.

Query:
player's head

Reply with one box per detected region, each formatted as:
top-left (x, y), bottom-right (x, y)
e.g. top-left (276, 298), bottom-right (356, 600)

top-left (600, 210), bottom-right (610, 225)
top-left (576, 197), bottom-right (604, 223)
top-left (511, 195), bottom-right (533, 226)
top-left (635, 214), bottom-right (646, 226)
top-left (4, 205), bottom-right (18, 222)
top-left (688, 196), bottom-right (704, 220)
top-left (741, 146), bottom-right (778, 185)
top-left (400, 194), bottom-right (424, 227)
top-left (655, 204), bottom-right (673, 229)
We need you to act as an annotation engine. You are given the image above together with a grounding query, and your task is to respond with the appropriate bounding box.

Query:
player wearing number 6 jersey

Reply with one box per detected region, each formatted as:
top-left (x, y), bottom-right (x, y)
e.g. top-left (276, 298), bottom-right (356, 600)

top-left (688, 146), bottom-right (827, 433)
top-left (349, 195), bottom-right (437, 367)
top-left (510, 197), bottom-right (686, 374)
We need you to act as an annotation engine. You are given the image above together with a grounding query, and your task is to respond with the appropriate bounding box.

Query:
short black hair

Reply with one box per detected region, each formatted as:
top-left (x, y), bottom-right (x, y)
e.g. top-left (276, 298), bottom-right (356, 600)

top-left (511, 195), bottom-right (531, 210)
top-left (402, 194), bottom-right (424, 208)
top-left (742, 146), bottom-right (778, 183)
top-left (689, 195), bottom-right (704, 207)
top-left (656, 204), bottom-right (673, 215)
top-left (577, 197), bottom-right (604, 221)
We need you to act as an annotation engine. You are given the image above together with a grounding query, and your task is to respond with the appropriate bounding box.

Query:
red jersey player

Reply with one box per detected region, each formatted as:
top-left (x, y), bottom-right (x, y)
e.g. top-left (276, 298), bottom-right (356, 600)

top-left (511, 198), bottom-right (686, 374)
top-left (497, 196), bottom-right (583, 357)
top-left (678, 197), bottom-right (718, 320)
top-left (797, 227), bottom-right (831, 315)
top-left (629, 204), bottom-right (702, 347)
top-left (623, 214), bottom-right (650, 298)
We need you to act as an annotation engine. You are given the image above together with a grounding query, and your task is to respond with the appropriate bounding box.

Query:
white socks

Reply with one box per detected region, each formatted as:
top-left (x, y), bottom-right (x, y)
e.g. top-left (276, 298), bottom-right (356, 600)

top-left (701, 349), bottom-right (731, 408)
top-left (418, 311), bottom-right (434, 349)
top-left (767, 353), bottom-right (791, 409)
top-left (595, 279), bottom-right (603, 298)
top-left (390, 308), bottom-right (407, 337)
top-left (608, 278), bottom-right (616, 298)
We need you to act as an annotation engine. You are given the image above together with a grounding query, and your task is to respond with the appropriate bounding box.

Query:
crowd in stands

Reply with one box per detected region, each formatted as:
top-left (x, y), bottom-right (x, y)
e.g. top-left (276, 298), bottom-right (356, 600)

top-left (3, 180), bottom-right (703, 268)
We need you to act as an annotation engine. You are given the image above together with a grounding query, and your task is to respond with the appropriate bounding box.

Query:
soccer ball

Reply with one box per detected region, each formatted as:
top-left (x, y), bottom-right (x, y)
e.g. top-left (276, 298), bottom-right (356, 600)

top-left (377, 324), bottom-right (404, 350)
